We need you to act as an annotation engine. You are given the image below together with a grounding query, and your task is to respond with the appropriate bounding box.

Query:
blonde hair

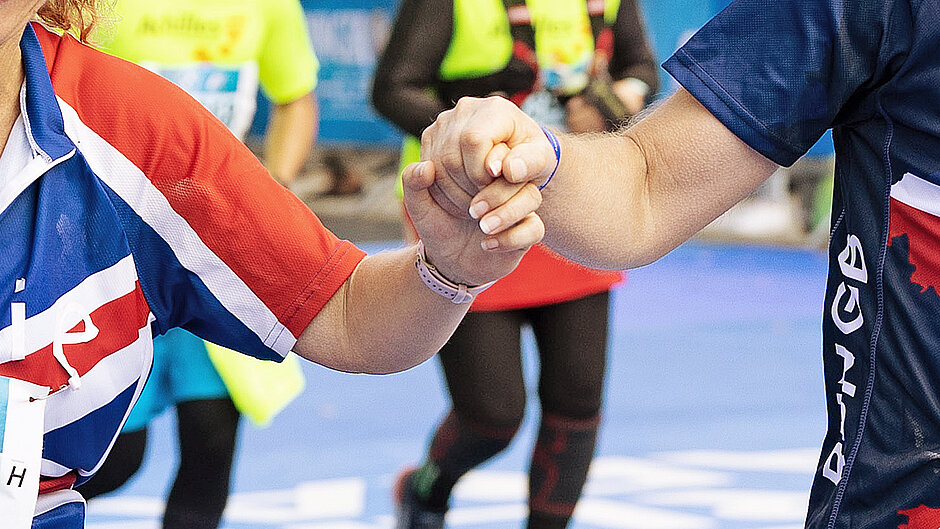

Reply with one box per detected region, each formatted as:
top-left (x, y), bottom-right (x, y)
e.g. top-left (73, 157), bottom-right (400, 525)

top-left (36, 0), bottom-right (99, 42)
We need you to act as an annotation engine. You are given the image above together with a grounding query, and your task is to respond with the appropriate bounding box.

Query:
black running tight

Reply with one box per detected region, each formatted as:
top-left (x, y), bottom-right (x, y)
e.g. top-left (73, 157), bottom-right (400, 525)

top-left (77, 397), bottom-right (240, 529)
top-left (413, 291), bottom-right (610, 529)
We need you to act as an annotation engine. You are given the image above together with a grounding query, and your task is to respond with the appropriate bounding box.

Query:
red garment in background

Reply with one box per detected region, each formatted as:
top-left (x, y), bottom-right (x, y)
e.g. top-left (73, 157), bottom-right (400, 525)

top-left (470, 244), bottom-right (623, 312)
top-left (402, 207), bottom-right (623, 312)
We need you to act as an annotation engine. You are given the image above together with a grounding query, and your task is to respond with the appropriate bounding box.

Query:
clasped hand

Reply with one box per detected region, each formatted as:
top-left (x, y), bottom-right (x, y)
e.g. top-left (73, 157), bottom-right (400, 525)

top-left (401, 96), bottom-right (557, 287)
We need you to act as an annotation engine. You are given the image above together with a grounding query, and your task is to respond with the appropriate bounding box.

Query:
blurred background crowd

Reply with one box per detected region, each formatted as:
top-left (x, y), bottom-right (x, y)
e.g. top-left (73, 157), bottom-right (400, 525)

top-left (244, 0), bottom-right (834, 249)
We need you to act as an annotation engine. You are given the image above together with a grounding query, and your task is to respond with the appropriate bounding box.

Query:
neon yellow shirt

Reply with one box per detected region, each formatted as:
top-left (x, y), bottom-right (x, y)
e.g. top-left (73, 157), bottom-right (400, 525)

top-left (98, 0), bottom-right (318, 139)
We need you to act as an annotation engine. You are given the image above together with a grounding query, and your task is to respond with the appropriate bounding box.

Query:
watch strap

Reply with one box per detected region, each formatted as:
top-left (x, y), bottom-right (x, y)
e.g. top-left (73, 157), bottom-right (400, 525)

top-left (415, 241), bottom-right (496, 303)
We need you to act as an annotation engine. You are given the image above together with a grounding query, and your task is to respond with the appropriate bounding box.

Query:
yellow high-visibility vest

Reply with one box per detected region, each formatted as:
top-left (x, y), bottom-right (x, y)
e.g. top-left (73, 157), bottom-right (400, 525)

top-left (398, 0), bottom-right (622, 193)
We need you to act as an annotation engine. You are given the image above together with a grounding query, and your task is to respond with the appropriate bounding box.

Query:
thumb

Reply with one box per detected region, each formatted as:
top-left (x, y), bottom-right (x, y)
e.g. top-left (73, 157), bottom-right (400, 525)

top-left (502, 140), bottom-right (555, 185)
top-left (401, 161), bottom-right (439, 225)
top-left (402, 160), bottom-right (434, 192)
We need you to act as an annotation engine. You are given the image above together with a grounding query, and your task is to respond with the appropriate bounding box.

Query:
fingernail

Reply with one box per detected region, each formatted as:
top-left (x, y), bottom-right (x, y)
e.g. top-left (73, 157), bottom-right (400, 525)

top-left (488, 159), bottom-right (502, 177)
top-left (469, 201), bottom-right (489, 219)
top-left (509, 158), bottom-right (527, 178)
top-left (481, 238), bottom-right (499, 250)
top-left (479, 216), bottom-right (501, 234)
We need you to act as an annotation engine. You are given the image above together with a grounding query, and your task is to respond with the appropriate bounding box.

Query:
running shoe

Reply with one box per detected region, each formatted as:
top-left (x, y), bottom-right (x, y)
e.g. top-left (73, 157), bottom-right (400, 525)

top-left (393, 468), bottom-right (446, 529)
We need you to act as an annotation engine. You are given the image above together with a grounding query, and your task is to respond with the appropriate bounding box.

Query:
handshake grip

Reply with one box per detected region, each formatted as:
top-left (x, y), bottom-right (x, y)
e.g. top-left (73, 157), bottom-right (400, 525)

top-left (579, 79), bottom-right (633, 131)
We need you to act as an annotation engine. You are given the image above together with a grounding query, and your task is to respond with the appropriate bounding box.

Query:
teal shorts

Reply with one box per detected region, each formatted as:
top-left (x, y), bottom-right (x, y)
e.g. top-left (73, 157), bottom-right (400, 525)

top-left (123, 328), bottom-right (229, 432)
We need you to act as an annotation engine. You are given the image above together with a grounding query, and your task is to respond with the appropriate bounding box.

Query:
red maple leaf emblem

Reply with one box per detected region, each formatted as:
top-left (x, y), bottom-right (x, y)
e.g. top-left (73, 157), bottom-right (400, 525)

top-left (899, 504), bottom-right (940, 529)
top-left (888, 198), bottom-right (940, 297)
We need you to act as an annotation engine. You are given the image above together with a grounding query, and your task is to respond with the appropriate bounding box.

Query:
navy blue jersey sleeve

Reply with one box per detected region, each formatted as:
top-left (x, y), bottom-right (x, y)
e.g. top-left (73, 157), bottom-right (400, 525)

top-left (663, 0), bottom-right (903, 166)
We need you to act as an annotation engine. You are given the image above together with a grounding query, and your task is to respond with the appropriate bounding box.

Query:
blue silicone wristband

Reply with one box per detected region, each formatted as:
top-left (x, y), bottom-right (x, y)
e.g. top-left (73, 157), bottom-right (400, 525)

top-left (539, 125), bottom-right (561, 191)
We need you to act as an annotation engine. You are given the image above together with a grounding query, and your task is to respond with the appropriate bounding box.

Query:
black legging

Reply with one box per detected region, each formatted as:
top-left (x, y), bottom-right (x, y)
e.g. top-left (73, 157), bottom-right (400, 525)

top-left (413, 291), bottom-right (610, 529)
top-left (77, 398), bottom-right (240, 529)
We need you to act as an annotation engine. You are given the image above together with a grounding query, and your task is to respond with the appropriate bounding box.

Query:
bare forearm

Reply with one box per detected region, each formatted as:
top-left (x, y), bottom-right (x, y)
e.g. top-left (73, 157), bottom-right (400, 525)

top-left (536, 132), bottom-right (655, 269)
top-left (294, 246), bottom-right (469, 374)
top-left (265, 94), bottom-right (317, 185)
top-left (292, 152), bottom-right (544, 373)
top-left (538, 90), bottom-right (777, 269)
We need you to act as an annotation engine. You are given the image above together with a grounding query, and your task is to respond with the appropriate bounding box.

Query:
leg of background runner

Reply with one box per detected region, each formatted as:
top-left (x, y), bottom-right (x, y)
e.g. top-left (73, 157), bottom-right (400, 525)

top-left (527, 292), bottom-right (610, 529)
top-left (408, 310), bottom-right (527, 511)
top-left (74, 428), bottom-right (147, 500)
top-left (163, 398), bottom-right (239, 529)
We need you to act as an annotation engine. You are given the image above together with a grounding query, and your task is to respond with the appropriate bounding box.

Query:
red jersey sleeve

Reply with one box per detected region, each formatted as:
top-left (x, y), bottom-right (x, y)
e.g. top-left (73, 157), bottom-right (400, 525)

top-left (36, 25), bottom-right (366, 359)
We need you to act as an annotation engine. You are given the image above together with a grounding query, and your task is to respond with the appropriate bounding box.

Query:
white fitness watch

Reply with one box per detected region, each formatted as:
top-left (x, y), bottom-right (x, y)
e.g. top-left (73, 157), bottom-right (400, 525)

top-left (415, 240), bottom-right (496, 304)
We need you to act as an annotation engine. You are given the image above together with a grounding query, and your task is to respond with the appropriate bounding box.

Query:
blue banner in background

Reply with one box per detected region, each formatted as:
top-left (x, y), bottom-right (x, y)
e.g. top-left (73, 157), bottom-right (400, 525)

top-left (302, 0), bottom-right (403, 146)
top-left (252, 0), bottom-right (403, 147)
top-left (640, 0), bottom-right (712, 94)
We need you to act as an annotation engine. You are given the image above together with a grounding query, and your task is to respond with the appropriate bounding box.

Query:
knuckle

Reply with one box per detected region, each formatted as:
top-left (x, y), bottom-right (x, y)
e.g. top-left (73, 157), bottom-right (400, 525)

top-left (492, 193), bottom-right (525, 220)
top-left (502, 216), bottom-right (542, 249)
top-left (440, 152), bottom-right (463, 173)
top-left (531, 213), bottom-right (546, 241)
top-left (459, 129), bottom-right (486, 150)
top-left (420, 124), bottom-right (436, 146)
top-left (514, 194), bottom-right (534, 218)
top-left (497, 198), bottom-right (522, 223)
top-left (522, 183), bottom-right (543, 208)
top-left (495, 230), bottom-right (518, 250)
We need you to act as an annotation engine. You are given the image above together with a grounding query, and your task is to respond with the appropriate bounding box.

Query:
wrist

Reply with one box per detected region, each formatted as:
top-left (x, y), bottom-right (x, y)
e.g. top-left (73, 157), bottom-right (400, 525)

top-left (539, 125), bottom-right (561, 191)
top-left (415, 241), bottom-right (495, 304)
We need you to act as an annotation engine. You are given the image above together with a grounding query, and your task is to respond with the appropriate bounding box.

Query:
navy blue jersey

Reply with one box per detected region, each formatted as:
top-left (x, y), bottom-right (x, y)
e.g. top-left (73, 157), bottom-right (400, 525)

top-left (664, 1), bottom-right (940, 528)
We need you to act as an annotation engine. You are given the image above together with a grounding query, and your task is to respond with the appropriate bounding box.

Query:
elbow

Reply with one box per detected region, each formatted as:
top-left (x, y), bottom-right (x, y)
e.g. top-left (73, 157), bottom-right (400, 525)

top-left (547, 236), bottom-right (658, 272)
top-left (342, 345), bottom-right (438, 376)
top-left (330, 328), bottom-right (443, 375)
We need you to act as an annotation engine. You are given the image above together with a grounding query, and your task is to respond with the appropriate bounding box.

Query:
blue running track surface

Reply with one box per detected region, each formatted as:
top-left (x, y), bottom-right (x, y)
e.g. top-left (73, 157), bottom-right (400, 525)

top-left (85, 240), bottom-right (830, 529)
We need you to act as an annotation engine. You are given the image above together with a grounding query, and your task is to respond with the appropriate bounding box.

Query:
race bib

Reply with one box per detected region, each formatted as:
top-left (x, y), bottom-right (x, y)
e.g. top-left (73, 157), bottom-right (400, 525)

top-left (0, 376), bottom-right (49, 529)
top-left (528, 1), bottom-right (594, 96)
top-left (539, 55), bottom-right (592, 97)
top-left (142, 62), bottom-right (260, 141)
